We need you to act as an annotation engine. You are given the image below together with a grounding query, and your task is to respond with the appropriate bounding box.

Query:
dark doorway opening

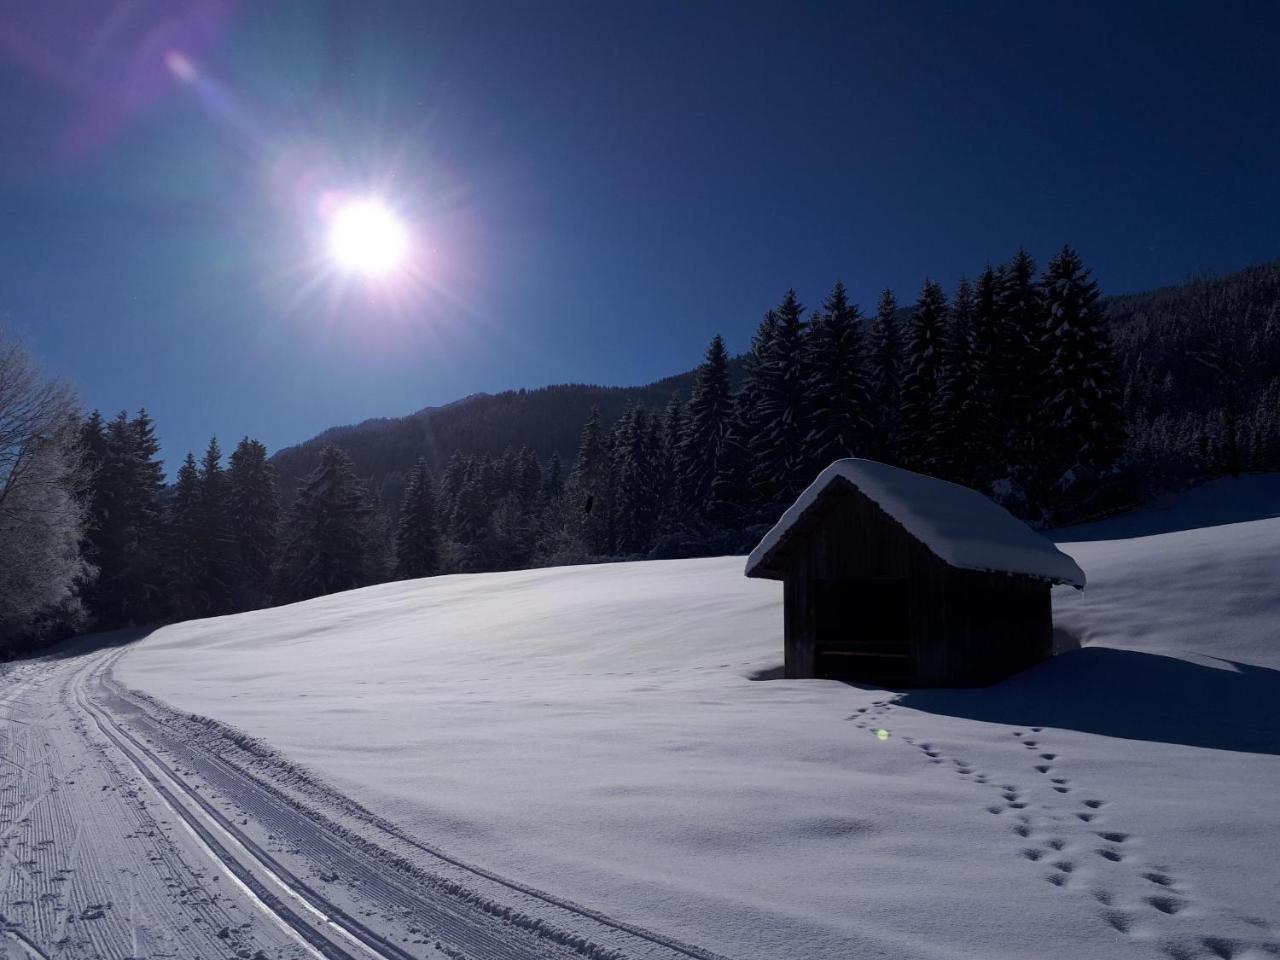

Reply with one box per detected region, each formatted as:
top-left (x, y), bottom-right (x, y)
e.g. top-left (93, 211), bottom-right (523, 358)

top-left (813, 578), bottom-right (912, 685)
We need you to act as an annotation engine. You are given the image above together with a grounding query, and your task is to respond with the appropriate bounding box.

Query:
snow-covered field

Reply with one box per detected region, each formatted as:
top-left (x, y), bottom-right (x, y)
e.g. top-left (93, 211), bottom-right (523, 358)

top-left (119, 484), bottom-right (1280, 960)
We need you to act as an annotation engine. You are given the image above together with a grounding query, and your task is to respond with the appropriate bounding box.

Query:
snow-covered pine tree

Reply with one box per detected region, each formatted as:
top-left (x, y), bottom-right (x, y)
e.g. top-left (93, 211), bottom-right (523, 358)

top-left (1037, 246), bottom-right (1125, 516)
top-left (899, 279), bottom-right (949, 471)
top-left (227, 437), bottom-right (280, 611)
top-left (804, 281), bottom-right (871, 475)
top-left (866, 289), bottom-right (902, 462)
top-left (676, 335), bottom-right (733, 516)
top-left (280, 445), bottom-right (377, 601)
top-left (394, 457), bottom-right (440, 579)
top-left (747, 290), bottom-right (809, 513)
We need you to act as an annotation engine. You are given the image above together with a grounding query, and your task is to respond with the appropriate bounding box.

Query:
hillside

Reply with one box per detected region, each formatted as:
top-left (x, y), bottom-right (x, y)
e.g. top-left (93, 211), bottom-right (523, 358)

top-left (270, 258), bottom-right (1280, 507)
top-left (119, 494), bottom-right (1280, 960)
top-left (270, 361), bottom-right (747, 504)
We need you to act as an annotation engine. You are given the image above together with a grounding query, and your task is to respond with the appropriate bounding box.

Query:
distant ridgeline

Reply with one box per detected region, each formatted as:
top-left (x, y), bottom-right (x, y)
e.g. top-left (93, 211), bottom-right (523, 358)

top-left (37, 249), bottom-right (1278, 648)
top-left (272, 252), bottom-right (1279, 521)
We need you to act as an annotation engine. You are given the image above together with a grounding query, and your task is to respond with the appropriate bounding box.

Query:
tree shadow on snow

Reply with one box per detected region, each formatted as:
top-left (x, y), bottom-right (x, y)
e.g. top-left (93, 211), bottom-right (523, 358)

top-left (898, 646), bottom-right (1280, 756)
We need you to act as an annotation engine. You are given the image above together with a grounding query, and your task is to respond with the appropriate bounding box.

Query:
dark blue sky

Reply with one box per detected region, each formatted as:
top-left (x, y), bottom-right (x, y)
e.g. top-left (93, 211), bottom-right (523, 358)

top-left (2, 1), bottom-right (1278, 468)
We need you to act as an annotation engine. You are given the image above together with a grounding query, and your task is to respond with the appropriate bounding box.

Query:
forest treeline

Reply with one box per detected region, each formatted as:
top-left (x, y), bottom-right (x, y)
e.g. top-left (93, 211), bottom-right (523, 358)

top-left (3, 247), bottom-right (1278, 656)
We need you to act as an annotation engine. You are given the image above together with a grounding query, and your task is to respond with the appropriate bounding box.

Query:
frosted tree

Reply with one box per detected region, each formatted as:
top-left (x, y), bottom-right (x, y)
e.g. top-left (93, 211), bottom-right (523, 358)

top-left (0, 325), bottom-right (89, 646)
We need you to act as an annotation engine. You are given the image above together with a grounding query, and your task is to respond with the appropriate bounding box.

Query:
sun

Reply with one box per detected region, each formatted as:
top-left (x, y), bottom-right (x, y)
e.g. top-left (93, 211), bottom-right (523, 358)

top-left (327, 198), bottom-right (409, 277)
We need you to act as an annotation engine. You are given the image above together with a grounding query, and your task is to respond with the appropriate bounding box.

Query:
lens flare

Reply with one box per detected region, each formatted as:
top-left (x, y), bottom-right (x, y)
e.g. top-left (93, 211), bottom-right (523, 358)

top-left (327, 198), bottom-right (409, 277)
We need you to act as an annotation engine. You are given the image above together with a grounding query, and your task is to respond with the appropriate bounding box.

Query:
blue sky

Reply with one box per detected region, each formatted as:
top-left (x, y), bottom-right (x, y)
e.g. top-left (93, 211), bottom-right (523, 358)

top-left (2, 1), bottom-right (1278, 468)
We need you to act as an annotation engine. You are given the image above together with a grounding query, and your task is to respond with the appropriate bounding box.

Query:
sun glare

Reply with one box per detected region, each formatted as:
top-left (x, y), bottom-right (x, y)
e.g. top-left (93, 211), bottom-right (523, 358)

top-left (327, 198), bottom-right (409, 277)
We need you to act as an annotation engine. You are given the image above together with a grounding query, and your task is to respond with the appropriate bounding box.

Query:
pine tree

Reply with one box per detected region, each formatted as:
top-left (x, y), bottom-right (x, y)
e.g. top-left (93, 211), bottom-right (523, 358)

top-left (611, 406), bottom-right (659, 554)
top-left (436, 451), bottom-right (468, 539)
top-left (227, 437), bottom-right (279, 611)
top-left (77, 412), bottom-right (110, 616)
top-left (867, 289), bottom-right (902, 462)
top-left (451, 457), bottom-right (492, 546)
top-left (515, 447), bottom-right (542, 511)
top-left (676, 335), bottom-right (734, 515)
top-left (707, 393), bottom-right (752, 531)
top-left (541, 451), bottom-right (564, 503)
top-left (995, 250), bottom-right (1047, 494)
top-left (566, 408), bottom-right (611, 554)
top-left (899, 279), bottom-right (949, 470)
top-left (932, 278), bottom-right (984, 486)
top-left (130, 409), bottom-right (167, 622)
top-left (747, 290), bottom-right (809, 513)
top-left (166, 452), bottom-right (205, 619)
top-left (394, 457), bottom-right (440, 579)
top-left (280, 445), bottom-right (377, 601)
top-left (88, 410), bottom-right (166, 627)
top-left (194, 437), bottom-right (236, 614)
top-left (804, 281), bottom-right (871, 474)
top-left (1037, 246), bottom-right (1125, 513)
top-left (968, 265), bottom-right (1004, 489)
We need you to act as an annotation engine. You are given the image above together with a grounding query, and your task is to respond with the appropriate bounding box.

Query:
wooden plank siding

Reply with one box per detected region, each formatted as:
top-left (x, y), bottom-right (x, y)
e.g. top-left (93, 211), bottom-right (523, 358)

top-left (768, 478), bottom-right (1054, 687)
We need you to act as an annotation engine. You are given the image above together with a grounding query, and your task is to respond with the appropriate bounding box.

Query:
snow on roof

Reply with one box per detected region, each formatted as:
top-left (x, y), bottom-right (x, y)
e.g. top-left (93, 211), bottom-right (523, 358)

top-left (745, 459), bottom-right (1086, 588)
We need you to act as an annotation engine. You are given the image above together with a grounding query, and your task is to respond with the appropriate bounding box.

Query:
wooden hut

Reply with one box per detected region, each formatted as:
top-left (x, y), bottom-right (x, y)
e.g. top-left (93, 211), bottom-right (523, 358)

top-left (744, 459), bottom-right (1086, 688)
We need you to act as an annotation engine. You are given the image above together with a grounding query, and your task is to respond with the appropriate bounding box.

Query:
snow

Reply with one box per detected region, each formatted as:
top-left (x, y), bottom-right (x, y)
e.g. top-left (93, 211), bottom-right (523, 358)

top-left (118, 495), bottom-right (1280, 960)
top-left (746, 458), bottom-right (1087, 587)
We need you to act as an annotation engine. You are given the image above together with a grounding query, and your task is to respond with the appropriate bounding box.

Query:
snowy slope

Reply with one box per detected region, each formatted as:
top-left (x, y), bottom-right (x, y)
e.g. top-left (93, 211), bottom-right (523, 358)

top-left (119, 514), bottom-right (1280, 960)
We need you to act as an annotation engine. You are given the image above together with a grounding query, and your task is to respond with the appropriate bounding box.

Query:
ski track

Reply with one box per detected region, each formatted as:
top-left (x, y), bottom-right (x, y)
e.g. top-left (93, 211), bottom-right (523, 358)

top-left (0, 642), bottom-right (738, 960)
top-left (851, 700), bottom-right (1280, 960)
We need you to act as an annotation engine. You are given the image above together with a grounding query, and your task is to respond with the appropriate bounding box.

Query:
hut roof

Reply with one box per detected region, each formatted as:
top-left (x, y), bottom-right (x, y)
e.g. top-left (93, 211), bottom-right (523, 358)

top-left (745, 459), bottom-right (1086, 588)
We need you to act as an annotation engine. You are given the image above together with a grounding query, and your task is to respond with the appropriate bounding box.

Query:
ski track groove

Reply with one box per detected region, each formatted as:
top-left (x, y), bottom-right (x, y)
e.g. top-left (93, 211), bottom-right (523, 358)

top-left (2, 641), bottom-right (740, 960)
top-left (94, 650), bottom-right (739, 960)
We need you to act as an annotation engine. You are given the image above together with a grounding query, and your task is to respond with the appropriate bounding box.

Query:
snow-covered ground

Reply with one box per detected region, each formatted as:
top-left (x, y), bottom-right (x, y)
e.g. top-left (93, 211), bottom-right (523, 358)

top-left (119, 489), bottom-right (1280, 960)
